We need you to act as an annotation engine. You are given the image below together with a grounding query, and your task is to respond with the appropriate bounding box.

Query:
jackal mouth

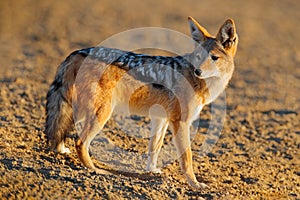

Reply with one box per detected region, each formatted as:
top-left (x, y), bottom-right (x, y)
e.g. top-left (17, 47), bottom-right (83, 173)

top-left (194, 69), bottom-right (221, 79)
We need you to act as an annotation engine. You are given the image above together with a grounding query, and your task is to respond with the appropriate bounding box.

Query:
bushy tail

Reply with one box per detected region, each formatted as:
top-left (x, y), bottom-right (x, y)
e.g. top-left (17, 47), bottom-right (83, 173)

top-left (45, 48), bottom-right (93, 151)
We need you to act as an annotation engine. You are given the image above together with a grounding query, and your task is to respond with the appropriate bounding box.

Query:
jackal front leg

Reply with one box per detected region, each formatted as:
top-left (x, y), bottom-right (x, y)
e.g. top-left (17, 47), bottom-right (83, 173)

top-left (172, 121), bottom-right (209, 189)
top-left (146, 117), bottom-right (169, 173)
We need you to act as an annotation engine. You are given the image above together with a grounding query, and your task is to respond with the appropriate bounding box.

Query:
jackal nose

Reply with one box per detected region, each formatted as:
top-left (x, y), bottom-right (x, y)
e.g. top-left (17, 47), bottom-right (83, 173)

top-left (194, 69), bottom-right (202, 77)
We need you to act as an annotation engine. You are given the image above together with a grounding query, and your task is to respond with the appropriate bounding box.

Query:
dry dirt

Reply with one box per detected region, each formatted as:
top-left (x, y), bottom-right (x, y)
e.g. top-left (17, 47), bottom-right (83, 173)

top-left (0, 0), bottom-right (300, 199)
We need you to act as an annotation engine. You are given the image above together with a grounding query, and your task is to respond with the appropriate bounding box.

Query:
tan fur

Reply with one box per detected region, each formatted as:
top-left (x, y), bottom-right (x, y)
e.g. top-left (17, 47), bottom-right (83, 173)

top-left (45, 17), bottom-right (238, 189)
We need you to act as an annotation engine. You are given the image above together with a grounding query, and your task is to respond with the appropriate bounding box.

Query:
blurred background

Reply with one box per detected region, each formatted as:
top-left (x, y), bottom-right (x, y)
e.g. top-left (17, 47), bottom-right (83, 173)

top-left (0, 0), bottom-right (299, 110)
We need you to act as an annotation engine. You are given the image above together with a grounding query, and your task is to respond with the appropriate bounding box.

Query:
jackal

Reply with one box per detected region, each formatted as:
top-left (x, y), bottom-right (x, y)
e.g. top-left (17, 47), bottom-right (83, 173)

top-left (45, 16), bottom-right (238, 188)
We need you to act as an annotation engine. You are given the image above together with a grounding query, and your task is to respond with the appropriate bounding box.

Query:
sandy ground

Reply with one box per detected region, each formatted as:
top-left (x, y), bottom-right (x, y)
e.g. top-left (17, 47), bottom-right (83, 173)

top-left (0, 0), bottom-right (299, 199)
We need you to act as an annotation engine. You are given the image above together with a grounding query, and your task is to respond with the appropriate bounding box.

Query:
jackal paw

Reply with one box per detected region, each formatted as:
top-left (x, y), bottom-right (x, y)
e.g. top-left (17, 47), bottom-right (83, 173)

top-left (93, 168), bottom-right (112, 175)
top-left (187, 177), bottom-right (209, 189)
top-left (149, 168), bottom-right (162, 174)
top-left (56, 146), bottom-right (71, 154)
top-left (198, 182), bottom-right (209, 189)
top-left (146, 166), bottom-right (162, 174)
top-left (188, 180), bottom-right (209, 189)
top-left (56, 142), bottom-right (71, 154)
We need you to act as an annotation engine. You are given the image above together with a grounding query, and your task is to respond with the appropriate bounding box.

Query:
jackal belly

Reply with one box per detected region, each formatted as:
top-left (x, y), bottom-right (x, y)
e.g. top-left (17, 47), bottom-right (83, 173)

top-left (113, 82), bottom-right (178, 119)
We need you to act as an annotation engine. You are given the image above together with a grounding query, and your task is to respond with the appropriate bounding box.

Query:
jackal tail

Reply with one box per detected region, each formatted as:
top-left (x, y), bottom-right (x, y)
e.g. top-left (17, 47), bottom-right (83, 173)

top-left (45, 48), bottom-right (92, 151)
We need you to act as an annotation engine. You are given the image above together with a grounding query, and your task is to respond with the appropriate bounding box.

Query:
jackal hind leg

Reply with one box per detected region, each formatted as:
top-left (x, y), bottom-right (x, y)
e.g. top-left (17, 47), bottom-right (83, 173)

top-left (75, 103), bottom-right (113, 174)
top-left (146, 117), bottom-right (169, 173)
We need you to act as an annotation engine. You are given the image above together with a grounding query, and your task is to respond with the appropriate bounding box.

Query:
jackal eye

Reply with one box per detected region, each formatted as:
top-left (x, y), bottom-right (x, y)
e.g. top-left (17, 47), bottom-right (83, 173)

top-left (211, 55), bottom-right (219, 61)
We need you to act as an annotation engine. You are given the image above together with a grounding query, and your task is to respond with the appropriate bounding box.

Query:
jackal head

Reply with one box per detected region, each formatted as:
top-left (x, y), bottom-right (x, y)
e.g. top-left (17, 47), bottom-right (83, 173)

top-left (188, 17), bottom-right (238, 80)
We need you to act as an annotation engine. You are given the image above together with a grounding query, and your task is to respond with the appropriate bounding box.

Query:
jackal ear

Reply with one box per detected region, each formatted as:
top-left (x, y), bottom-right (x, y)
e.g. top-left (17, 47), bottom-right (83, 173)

top-left (188, 16), bottom-right (212, 43)
top-left (217, 19), bottom-right (238, 54)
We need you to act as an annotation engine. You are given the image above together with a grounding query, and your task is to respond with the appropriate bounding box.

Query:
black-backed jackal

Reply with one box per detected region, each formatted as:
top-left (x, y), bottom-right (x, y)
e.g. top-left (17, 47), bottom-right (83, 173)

top-left (45, 16), bottom-right (238, 188)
